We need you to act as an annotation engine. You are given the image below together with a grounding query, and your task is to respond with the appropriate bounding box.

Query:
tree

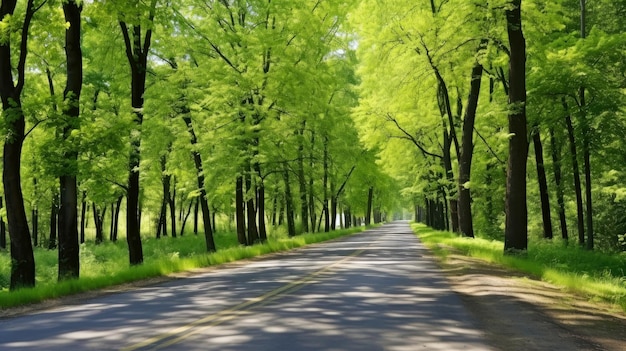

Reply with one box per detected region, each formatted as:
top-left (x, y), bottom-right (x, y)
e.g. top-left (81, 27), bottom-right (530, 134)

top-left (1, 0), bottom-right (40, 290)
top-left (57, 0), bottom-right (83, 281)
top-left (457, 40), bottom-right (487, 238)
top-left (117, 0), bottom-right (158, 265)
top-left (504, 0), bottom-right (528, 252)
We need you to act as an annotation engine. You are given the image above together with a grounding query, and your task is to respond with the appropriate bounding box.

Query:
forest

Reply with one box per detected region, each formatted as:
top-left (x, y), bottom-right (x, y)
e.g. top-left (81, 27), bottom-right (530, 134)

top-left (0, 0), bottom-right (624, 293)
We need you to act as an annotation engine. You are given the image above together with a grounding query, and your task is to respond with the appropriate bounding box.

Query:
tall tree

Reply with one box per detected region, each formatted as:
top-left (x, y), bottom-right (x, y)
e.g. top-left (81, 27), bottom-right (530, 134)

top-left (457, 40), bottom-right (487, 238)
top-left (504, 0), bottom-right (528, 252)
top-left (58, 0), bottom-right (83, 281)
top-left (579, 0), bottom-right (594, 250)
top-left (118, 0), bottom-right (158, 265)
top-left (0, 0), bottom-right (39, 290)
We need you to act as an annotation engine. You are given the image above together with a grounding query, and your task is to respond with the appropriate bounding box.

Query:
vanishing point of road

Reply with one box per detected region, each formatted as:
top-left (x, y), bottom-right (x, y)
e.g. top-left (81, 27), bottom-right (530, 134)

top-left (0, 221), bottom-right (493, 350)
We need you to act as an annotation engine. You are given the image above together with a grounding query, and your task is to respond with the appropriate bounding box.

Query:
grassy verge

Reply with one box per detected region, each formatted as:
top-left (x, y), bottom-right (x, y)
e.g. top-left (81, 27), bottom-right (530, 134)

top-left (0, 226), bottom-right (368, 309)
top-left (411, 223), bottom-right (626, 313)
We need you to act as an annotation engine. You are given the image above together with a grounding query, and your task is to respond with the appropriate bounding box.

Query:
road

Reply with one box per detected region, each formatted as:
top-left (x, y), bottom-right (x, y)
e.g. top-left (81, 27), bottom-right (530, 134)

top-left (0, 222), bottom-right (493, 350)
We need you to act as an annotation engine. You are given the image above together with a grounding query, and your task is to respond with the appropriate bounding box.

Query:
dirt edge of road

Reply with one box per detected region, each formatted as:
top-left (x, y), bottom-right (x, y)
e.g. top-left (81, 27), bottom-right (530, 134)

top-left (431, 246), bottom-right (626, 351)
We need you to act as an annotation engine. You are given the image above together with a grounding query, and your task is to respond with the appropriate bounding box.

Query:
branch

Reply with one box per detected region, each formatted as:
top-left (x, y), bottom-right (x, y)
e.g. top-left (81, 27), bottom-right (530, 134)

top-left (474, 127), bottom-right (505, 165)
top-left (16, 0), bottom-right (45, 95)
top-left (143, 0), bottom-right (158, 55)
top-left (385, 113), bottom-right (443, 159)
top-left (119, 21), bottom-right (135, 64)
top-left (171, 7), bottom-right (242, 74)
top-left (334, 165), bottom-right (356, 199)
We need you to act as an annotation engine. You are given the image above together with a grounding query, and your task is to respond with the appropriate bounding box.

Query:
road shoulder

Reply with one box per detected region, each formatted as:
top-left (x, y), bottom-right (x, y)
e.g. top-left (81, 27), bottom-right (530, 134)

top-left (433, 249), bottom-right (626, 351)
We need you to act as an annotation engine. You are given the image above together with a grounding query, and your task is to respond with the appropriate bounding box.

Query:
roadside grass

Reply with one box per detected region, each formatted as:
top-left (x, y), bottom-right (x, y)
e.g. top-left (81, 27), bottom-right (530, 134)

top-left (0, 226), bottom-right (367, 309)
top-left (411, 223), bottom-right (626, 313)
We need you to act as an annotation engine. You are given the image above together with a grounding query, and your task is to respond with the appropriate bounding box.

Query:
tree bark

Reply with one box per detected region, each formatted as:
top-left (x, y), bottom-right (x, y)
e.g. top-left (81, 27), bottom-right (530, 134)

top-left (457, 43), bottom-right (485, 238)
top-left (58, 0), bottom-right (82, 281)
top-left (169, 176), bottom-right (177, 238)
top-left (579, 0), bottom-right (594, 250)
top-left (549, 128), bottom-right (568, 240)
top-left (80, 191), bottom-right (87, 244)
top-left (365, 187), bottom-right (374, 226)
top-left (93, 203), bottom-right (106, 244)
top-left (48, 193), bottom-right (58, 250)
top-left (193, 199), bottom-right (199, 235)
top-left (309, 131), bottom-right (317, 232)
top-left (563, 99), bottom-right (585, 245)
top-left (183, 115), bottom-right (215, 251)
top-left (157, 151), bottom-right (169, 238)
top-left (257, 180), bottom-right (267, 242)
top-left (283, 164), bottom-right (296, 237)
top-left (322, 137), bottom-right (330, 232)
top-left (110, 195), bottom-right (123, 242)
top-left (504, 0), bottom-right (529, 252)
top-left (179, 201), bottom-right (193, 236)
top-left (119, 0), bottom-right (157, 265)
top-left (0, 197), bottom-right (6, 250)
top-left (532, 128), bottom-right (553, 239)
top-left (1, 0), bottom-right (36, 290)
top-left (245, 171), bottom-right (259, 244)
top-left (31, 204), bottom-right (38, 247)
top-left (298, 122), bottom-right (309, 233)
top-left (235, 176), bottom-right (248, 245)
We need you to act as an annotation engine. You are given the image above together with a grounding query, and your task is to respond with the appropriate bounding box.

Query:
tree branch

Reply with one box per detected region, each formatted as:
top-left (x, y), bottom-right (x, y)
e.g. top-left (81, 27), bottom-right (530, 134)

top-left (385, 113), bottom-right (443, 159)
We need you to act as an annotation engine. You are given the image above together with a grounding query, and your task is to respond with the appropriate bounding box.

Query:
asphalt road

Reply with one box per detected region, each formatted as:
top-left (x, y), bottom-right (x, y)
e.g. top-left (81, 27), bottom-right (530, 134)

top-left (0, 221), bottom-right (493, 350)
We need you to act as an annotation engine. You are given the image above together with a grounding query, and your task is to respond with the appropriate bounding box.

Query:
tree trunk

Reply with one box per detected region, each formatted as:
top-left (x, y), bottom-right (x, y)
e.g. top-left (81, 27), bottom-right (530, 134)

top-left (0, 197), bottom-right (6, 250)
top-left (271, 194), bottom-right (278, 226)
top-left (532, 128), bottom-right (553, 239)
top-left (577, 18), bottom-right (592, 248)
top-left (549, 128), bottom-right (568, 240)
top-left (442, 145), bottom-right (457, 232)
top-left (458, 43), bottom-right (486, 238)
top-left (157, 151), bottom-right (169, 238)
top-left (1, 0), bottom-right (36, 290)
top-left (257, 182), bottom-right (267, 242)
top-left (183, 115), bottom-right (215, 252)
top-left (93, 203), bottom-right (106, 245)
top-left (245, 171), bottom-right (259, 244)
top-left (111, 195), bottom-right (122, 242)
top-left (298, 122), bottom-right (309, 233)
top-left (365, 187), bottom-right (374, 226)
top-left (48, 194), bottom-right (58, 250)
top-left (80, 191), bottom-right (87, 244)
top-left (563, 99), bottom-right (585, 245)
top-left (283, 164), bottom-right (296, 237)
top-left (309, 131), bottom-right (317, 232)
top-left (169, 176), bottom-right (177, 238)
top-left (330, 193), bottom-right (338, 230)
top-left (120, 11), bottom-right (158, 265)
top-left (323, 137), bottom-right (330, 232)
top-left (31, 205), bottom-right (38, 247)
top-left (504, 0), bottom-right (529, 252)
top-left (57, 0), bottom-right (82, 281)
top-left (193, 199), bottom-right (199, 235)
top-left (236, 176), bottom-right (248, 245)
top-left (180, 201), bottom-right (193, 236)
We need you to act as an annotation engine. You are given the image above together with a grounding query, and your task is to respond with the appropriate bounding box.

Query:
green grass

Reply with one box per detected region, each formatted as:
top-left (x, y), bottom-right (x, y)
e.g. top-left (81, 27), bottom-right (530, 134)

top-left (411, 223), bottom-right (626, 313)
top-left (0, 226), bottom-right (368, 309)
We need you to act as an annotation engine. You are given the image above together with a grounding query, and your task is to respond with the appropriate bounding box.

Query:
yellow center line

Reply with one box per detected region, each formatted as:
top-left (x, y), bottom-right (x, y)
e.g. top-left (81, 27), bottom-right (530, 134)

top-left (121, 248), bottom-right (365, 351)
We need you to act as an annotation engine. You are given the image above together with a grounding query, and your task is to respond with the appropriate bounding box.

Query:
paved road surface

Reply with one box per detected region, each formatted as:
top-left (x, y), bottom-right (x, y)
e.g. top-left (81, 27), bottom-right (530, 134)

top-left (0, 222), bottom-right (493, 350)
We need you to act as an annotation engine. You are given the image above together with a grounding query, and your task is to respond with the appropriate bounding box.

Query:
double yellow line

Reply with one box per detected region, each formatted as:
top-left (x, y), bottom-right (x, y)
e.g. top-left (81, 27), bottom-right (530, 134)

top-left (122, 249), bottom-right (365, 351)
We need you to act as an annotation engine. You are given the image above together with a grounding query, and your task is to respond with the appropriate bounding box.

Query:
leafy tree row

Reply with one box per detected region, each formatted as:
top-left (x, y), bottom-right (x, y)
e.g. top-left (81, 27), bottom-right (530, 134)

top-left (352, 0), bottom-right (625, 252)
top-left (0, 0), bottom-right (399, 290)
